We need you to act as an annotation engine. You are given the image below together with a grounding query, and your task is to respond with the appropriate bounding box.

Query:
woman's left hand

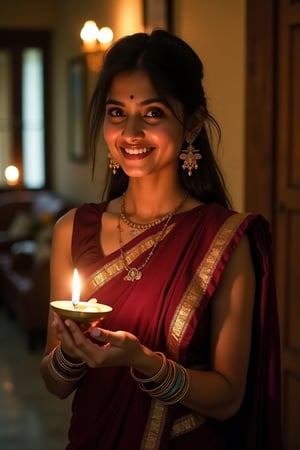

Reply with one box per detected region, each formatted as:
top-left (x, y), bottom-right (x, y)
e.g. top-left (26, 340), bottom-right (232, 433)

top-left (63, 318), bottom-right (144, 369)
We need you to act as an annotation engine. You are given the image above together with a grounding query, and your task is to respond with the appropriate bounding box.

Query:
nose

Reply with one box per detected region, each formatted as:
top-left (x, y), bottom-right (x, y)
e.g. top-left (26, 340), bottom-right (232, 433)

top-left (121, 115), bottom-right (144, 139)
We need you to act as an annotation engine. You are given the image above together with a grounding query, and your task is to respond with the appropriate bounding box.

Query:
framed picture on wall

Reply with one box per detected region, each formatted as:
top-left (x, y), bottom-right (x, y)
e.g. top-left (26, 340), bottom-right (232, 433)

top-left (67, 56), bottom-right (87, 161)
top-left (143, 0), bottom-right (173, 33)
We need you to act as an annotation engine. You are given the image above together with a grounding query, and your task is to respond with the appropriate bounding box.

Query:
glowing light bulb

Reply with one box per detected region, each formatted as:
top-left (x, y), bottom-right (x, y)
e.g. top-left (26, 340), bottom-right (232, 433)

top-left (80, 21), bottom-right (114, 71)
top-left (80, 20), bottom-right (99, 42)
top-left (4, 165), bottom-right (19, 186)
top-left (98, 27), bottom-right (113, 45)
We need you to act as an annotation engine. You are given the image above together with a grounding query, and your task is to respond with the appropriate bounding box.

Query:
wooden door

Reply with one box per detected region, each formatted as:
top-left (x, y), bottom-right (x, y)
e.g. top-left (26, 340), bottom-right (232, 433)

top-left (276, 1), bottom-right (300, 449)
top-left (246, 1), bottom-right (300, 449)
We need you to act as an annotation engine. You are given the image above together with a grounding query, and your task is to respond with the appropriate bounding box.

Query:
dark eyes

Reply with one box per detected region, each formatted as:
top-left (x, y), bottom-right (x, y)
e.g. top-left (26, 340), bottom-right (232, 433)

top-left (107, 108), bottom-right (124, 117)
top-left (145, 108), bottom-right (163, 118)
top-left (106, 107), bottom-right (164, 119)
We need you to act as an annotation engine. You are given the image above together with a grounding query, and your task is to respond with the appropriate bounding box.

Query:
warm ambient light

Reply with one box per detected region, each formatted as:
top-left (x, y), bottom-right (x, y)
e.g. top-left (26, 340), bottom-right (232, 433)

top-left (4, 165), bottom-right (20, 186)
top-left (80, 20), bottom-right (113, 72)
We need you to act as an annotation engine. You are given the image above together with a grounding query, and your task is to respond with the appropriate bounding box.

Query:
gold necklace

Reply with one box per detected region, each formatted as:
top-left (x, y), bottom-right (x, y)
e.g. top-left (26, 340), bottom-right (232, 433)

top-left (120, 193), bottom-right (172, 237)
top-left (118, 194), bottom-right (188, 282)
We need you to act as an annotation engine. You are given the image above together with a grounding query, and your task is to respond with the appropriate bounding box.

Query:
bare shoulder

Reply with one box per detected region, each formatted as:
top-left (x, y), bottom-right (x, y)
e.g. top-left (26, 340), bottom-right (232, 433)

top-left (56, 207), bottom-right (77, 225)
top-left (51, 208), bottom-right (78, 268)
top-left (217, 233), bottom-right (255, 303)
top-left (232, 233), bottom-right (252, 264)
top-left (52, 208), bottom-right (77, 241)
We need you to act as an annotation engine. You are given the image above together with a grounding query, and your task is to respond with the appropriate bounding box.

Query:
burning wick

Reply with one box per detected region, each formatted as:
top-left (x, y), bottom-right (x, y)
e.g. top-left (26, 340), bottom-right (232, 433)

top-left (72, 268), bottom-right (80, 308)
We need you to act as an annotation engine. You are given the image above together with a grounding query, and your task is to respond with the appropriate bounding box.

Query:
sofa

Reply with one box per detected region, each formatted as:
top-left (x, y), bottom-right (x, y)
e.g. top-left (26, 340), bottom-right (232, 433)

top-left (0, 189), bottom-right (74, 351)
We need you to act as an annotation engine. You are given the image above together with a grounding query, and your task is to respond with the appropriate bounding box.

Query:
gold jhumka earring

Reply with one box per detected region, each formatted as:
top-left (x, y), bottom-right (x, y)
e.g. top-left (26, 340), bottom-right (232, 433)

top-left (108, 153), bottom-right (120, 175)
top-left (179, 141), bottom-right (202, 176)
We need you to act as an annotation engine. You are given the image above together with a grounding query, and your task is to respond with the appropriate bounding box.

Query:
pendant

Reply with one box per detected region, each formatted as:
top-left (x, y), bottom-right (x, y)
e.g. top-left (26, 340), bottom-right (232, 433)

top-left (124, 267), bottom-right (142, 282)
top-left (129, 228), bottom-right (139, 237)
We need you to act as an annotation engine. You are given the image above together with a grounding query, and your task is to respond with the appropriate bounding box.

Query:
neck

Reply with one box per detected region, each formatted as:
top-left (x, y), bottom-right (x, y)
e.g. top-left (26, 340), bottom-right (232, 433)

top-left (123, 178), bottom-right (187, 222)
top-left (122, 190), bottom-right (187, 224)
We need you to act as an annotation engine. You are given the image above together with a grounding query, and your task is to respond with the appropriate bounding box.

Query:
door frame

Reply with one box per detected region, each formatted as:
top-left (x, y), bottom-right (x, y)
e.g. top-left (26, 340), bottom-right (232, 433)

top-left (245, 0), bottom-right (277, 226)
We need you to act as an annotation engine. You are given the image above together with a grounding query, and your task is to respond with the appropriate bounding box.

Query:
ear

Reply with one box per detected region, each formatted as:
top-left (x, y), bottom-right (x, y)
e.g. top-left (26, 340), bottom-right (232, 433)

top-left (184, 108), bottom-right (204, 142)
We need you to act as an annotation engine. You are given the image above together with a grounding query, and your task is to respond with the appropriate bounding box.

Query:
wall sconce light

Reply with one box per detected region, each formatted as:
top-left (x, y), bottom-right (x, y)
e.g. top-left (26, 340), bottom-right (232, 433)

top-left (5, 165), bottom-right (20, 186)
top-left (80, 20), bottom-right (113, 72)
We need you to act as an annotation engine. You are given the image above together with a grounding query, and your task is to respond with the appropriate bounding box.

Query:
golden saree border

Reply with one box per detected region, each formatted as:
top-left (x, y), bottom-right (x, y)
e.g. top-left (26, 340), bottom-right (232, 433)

top-left (171, 412), bottom-right (206, 438)
top-left (81, 224), bottom-right (175, 298)
top-left (167, 212), bottom-right (251, 360)
top-left (140, 400), bottom-right (168, 450)
top-left (141, 212), bottom-right (251, 449)
top-left (140, 402), bottom-right (206, 449)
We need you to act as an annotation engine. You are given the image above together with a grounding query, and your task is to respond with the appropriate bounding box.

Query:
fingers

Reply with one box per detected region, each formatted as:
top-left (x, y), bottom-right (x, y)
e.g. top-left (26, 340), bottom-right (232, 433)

top-left (52, 314), bottom-right (124, 349)
top-left (51, 318), bottom-right (140, 368)
top-left (89, 327), bottom-right (124, 347)
top-left (52, 314), bottom-right (73, 343)
top-left (52, 312), bottom-right (65, 332)
top-left (64, 319), bottom-right (85, 340)
top-left (52, 315), bottom-right (88, 360)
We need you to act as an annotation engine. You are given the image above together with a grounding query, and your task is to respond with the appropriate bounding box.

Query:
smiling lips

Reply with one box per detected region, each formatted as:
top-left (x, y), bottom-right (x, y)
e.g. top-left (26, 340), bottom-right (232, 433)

top-left (121, 146), bottom-right (154, 157)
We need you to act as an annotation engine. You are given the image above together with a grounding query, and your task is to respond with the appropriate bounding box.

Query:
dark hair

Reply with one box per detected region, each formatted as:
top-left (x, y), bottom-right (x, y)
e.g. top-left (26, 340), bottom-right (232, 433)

top-left (89, 29), bottom-right (232, 208)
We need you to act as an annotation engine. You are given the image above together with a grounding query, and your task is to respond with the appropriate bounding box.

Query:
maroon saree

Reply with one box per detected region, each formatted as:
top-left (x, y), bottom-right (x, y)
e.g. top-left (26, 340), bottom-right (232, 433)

top-left (65, 202), bottom-right (282, 450)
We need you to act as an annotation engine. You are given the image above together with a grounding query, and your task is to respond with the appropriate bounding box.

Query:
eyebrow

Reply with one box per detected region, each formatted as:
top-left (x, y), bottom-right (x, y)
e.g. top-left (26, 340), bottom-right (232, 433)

top-left (105, 97), bottom-right (165, 106)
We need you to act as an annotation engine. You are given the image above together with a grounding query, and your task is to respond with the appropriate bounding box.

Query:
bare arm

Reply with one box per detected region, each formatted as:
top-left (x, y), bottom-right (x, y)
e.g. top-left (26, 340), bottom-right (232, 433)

top-left (40, 208), bottom-right (80, 399)
top-left (182, 234), bottom-right (255, 419)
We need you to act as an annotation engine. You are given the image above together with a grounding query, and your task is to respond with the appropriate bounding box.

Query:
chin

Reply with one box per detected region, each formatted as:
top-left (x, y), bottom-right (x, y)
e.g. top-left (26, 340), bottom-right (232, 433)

top-left (122, 167), bottom-right (151, 178)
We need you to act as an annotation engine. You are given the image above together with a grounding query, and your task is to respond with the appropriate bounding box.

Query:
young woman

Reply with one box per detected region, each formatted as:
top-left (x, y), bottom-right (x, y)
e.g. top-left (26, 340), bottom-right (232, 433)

top-left (40, 30), bottom-right (282, 449)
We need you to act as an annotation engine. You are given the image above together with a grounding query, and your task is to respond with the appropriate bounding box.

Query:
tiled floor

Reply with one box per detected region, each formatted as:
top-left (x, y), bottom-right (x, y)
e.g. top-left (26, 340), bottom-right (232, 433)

top-left (0, 308), bottom-right (73, 450)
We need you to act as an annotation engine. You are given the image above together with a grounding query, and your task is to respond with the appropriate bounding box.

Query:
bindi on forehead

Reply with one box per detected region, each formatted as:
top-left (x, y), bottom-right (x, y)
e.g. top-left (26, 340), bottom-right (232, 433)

top-left (129, 94), bottom-right (134, 99)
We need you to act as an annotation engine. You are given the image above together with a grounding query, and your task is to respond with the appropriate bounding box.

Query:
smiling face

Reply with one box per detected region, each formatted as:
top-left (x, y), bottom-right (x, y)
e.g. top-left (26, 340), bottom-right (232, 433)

top-left (103, 70), bottom-right (186, 179)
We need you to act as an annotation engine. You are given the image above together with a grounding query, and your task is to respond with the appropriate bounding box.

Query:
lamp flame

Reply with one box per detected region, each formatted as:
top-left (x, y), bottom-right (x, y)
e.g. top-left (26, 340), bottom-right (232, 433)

top-left (72, 268), bottom-right (80, 307)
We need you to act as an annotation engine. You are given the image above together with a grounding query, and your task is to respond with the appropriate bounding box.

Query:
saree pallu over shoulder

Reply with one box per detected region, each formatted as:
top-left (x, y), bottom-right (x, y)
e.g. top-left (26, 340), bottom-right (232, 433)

top-left (167, 211), bottom-right (251, 362)
top-left (69, 203), bottom-right (282, 450)
top-left (141, 213), bottom-right (276, 450)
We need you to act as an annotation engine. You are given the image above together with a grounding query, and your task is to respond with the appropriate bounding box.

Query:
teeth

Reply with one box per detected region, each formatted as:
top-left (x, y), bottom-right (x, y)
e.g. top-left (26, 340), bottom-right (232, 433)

top-left (123, 147), bottom-right (150, 155)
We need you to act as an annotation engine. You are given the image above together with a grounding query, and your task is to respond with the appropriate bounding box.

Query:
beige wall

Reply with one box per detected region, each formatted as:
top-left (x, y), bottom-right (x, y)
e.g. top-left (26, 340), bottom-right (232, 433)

top-left (0, 0), bottom-right (246, 210)
top-left (175, 0), bottom-right (246, 210)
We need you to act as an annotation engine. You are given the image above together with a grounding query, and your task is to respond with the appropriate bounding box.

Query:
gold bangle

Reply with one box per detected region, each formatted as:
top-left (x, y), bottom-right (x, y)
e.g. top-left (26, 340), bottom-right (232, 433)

top-left (136, 358), bottom-right (190, 405)
top-left (130, 352), bottom-right (167, 383)
top-left (139, 359), bottom-right (176, 395)
top-left (48, 345), bottom-right (87, 383)
top-left (158, 365), bottom-right (190, 405)
top-left (57, 344), bottom-right (86, 370)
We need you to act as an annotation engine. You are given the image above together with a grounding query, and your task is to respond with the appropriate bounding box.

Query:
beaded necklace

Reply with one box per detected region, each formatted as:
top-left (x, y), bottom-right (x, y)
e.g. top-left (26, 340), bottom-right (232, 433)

top-left (120, 193), bottom-right (172, 237)
top-left (118, 194), bottom-right (188, 282)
